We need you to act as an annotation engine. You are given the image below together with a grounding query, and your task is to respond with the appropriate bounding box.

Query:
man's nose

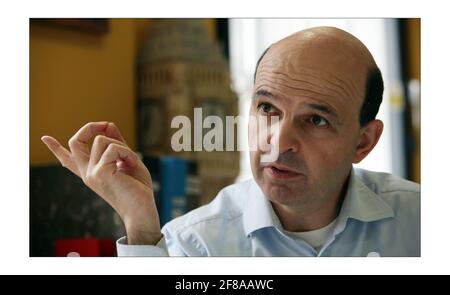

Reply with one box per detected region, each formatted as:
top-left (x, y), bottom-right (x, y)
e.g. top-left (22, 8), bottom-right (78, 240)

top-left (268, 120), bottom-right (300, 154)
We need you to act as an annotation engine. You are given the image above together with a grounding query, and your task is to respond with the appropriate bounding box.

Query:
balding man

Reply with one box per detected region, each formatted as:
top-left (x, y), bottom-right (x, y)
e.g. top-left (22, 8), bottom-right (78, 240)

top-left (42, 27), bottom-right (420, 256)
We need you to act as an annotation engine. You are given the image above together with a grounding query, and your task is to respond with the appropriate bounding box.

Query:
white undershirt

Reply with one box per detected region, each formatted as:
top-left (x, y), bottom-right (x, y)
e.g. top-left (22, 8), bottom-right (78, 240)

top-left (284, 219), bottom-right (338, 252)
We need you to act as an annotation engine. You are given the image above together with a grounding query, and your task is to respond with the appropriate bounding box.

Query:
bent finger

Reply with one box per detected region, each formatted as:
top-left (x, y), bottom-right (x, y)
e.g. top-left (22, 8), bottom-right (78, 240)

top-left (68, 122), bottom-right (109, 177)
top-left (96, 143), bottom-right (139, 174)
top-left (104, 122), bottom-right (128, 146)
top-left (89, 135), bottom-right (127, 167)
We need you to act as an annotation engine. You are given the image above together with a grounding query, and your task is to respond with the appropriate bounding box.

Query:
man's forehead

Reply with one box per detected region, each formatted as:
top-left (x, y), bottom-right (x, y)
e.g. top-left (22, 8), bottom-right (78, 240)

top-left (267, 36), bottom-right (366, 73)
top-left (255, 56), bottom-right (363, 107)
top-left (257, 35), bottom-right (370, 103)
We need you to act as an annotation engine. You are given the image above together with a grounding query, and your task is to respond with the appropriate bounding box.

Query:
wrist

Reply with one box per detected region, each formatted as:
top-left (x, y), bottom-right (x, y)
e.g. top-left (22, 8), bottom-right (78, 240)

top-left (124, 221), bottom-right (162, 245)
top-left (126, 230), bottom-right (163, 245)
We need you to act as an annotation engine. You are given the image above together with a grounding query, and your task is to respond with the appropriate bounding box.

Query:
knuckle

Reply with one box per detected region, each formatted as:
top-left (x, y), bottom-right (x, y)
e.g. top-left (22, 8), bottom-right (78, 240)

top-left (83, 122), bottom-right (95, 129)
top-left (80, 122), bottom-right (94, 136)
top-left (68, 136), bottom-right (77, 149)
top-left (108, 143), bottom-right (123, 152)
top-left (104, 143), bottom-right (117, 154)
top-left (93, 134), bottom-right (107, 145)
top-left (86, 122), bottom-right (100, 135)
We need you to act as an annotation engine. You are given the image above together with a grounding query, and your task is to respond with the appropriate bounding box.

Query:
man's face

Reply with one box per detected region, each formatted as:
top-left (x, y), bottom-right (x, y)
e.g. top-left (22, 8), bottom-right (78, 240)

top-left (249, 38), bottom-right (367, 211)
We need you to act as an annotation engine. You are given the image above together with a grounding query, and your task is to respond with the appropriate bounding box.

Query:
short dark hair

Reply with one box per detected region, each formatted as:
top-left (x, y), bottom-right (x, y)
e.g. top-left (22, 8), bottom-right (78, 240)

top-left (359, 67), bottom-right (384, 126)
top-left (253, 48), bottom-right (384, 127)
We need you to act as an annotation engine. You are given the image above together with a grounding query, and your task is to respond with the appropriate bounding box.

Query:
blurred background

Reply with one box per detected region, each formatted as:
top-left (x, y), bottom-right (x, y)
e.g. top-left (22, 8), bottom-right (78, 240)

top-left (30, 18), bottom-right (420, 256)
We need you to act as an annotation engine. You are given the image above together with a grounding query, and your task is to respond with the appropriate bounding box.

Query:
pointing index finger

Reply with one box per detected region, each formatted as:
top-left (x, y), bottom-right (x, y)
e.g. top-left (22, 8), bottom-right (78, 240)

top-left (41, 135), bottom-right (80, 177)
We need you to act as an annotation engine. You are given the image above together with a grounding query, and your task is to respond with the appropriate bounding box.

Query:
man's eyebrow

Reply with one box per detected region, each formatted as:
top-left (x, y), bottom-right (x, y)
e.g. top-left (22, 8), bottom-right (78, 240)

top-left (254, 89), bottom-right (276, 99)
top-left (254, 89), bottom-right (340, 122)
top-left (306, 103), bottom-right (339, 119)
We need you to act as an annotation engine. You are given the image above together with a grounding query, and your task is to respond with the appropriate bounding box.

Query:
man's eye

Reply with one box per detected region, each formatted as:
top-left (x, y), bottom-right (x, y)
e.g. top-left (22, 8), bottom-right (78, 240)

top-left (310, 115), bottom-right (328, 126)
top-left (258, 102), bottom-right (273, 113)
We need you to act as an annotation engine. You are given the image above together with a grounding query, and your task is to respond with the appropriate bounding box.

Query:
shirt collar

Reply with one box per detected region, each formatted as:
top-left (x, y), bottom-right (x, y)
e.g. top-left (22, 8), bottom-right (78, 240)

top-left (243, 181), bottom-right (283, 236)
top-left (337, 168), bottom-right (394, 223)
top-left (243, 168), bottom-right (394, 237)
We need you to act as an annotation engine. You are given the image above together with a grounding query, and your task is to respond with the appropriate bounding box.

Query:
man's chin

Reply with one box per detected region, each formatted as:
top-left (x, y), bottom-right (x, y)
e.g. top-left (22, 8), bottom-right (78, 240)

top-left (260, 180), bottom-right (306, 206)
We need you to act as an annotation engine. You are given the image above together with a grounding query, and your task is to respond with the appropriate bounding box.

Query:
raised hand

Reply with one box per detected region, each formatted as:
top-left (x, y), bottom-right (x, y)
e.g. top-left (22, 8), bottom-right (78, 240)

top-left (41, 122), bottom-right (162, 245)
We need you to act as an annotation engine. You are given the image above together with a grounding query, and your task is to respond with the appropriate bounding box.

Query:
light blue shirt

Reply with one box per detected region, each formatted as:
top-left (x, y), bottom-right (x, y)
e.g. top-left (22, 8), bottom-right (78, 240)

top-left (117, 168), bottom-right (420, 257)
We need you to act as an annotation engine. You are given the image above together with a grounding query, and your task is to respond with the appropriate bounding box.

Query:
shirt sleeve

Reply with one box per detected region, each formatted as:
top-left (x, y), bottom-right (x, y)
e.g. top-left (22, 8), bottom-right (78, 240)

top-left (116, 236), bottom-right (169, 257)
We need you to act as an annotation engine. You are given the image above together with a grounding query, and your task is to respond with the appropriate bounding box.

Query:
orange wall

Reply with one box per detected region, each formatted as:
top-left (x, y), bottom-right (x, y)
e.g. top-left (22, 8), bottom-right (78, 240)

top-left (406, 19), bottom-right (420, 80)
top-left (406, 19), bottom-right (420, 183)
top-left (30, 18), bottom-right (215, 165)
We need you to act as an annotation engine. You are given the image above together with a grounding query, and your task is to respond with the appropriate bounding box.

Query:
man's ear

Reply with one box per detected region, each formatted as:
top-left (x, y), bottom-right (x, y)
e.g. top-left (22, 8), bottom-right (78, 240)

top-left (352, 119), bottom-right (384, 164)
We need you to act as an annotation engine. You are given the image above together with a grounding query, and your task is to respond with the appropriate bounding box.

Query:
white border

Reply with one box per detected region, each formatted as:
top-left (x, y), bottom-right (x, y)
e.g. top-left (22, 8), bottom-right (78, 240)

top-left (1, 0), bottom-right (449, 274)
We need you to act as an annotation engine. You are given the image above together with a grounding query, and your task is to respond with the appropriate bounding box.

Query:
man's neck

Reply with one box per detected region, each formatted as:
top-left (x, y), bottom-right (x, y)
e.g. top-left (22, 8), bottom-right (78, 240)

top-left (271, 176), bottom-right (349, 232)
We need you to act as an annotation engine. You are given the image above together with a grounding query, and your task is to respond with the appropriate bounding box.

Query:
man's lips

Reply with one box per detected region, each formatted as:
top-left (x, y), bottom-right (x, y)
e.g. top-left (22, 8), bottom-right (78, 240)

top-left (263, 164), bottom-right (303, 179)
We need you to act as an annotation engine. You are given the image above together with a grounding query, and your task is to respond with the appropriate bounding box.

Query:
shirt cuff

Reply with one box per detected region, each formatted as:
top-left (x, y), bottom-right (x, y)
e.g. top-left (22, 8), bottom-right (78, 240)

top-left (116, 236), bottom-right (169, 257)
